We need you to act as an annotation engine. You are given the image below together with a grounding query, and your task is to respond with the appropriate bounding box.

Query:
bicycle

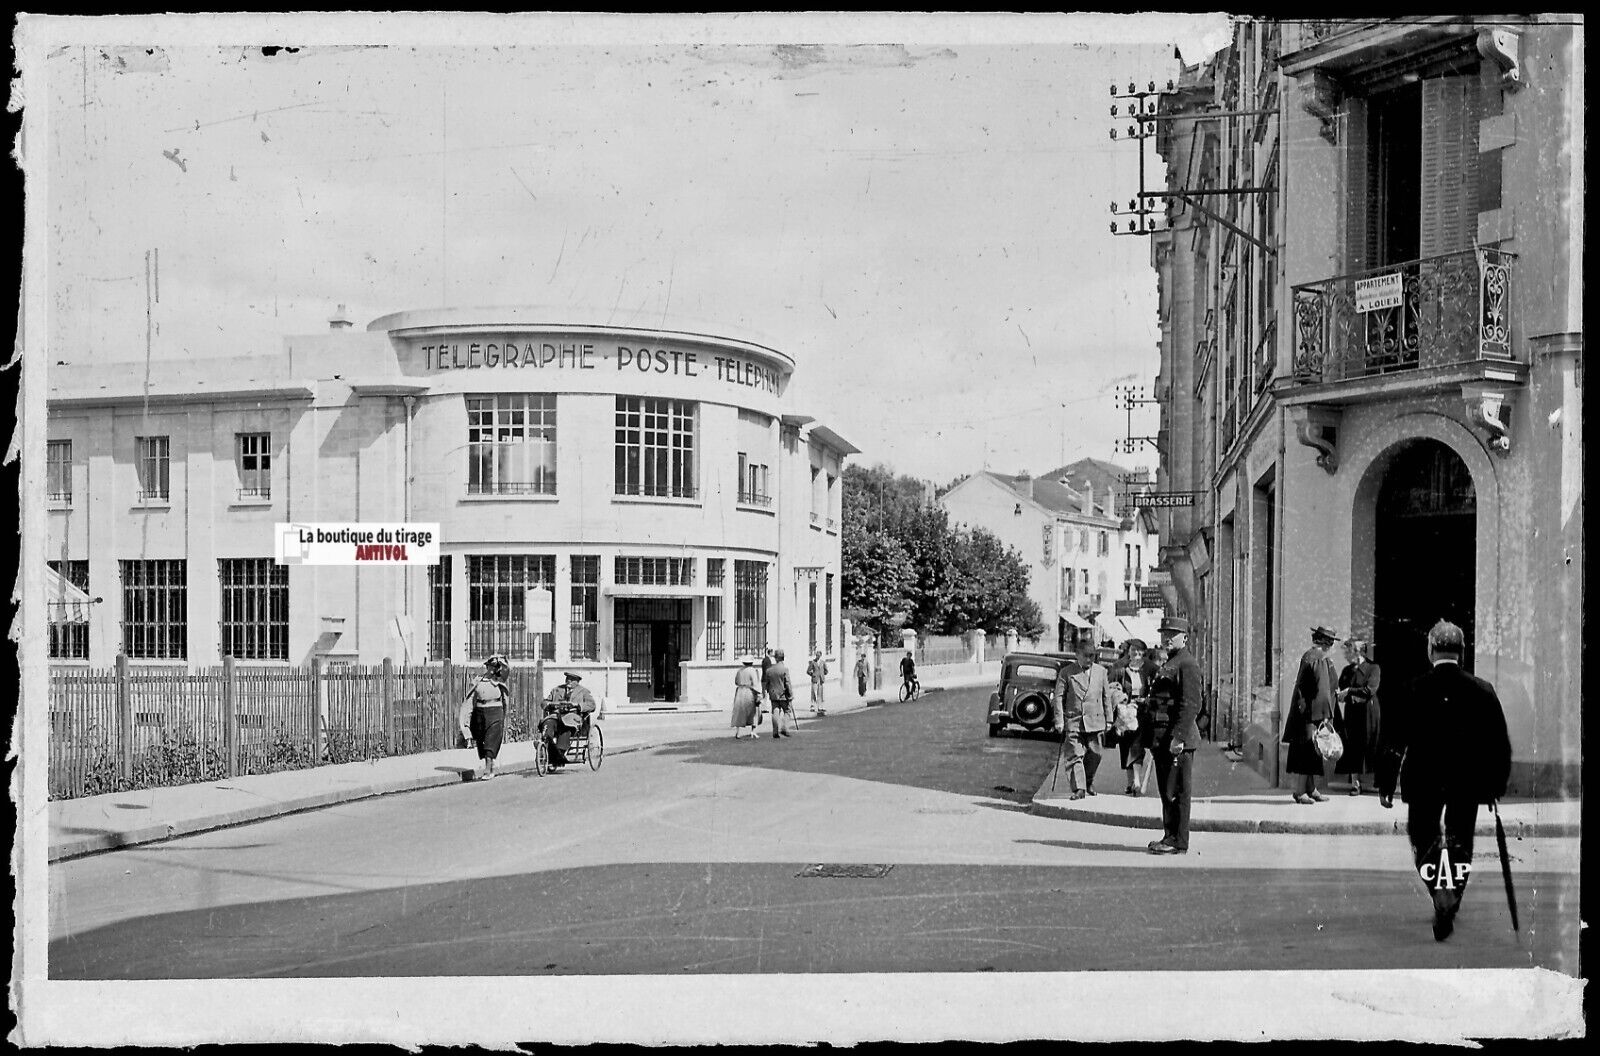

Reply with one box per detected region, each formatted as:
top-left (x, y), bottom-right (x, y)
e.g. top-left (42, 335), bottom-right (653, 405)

top-left (899, 677), bottom-right (922, 702)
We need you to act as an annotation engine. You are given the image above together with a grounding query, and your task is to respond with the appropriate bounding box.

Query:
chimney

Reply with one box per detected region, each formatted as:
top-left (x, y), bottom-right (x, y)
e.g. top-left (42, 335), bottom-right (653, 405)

top-left (329, 303), bottom-right (353, 330)
top-left (1016, 470), bottom-right (1034, 501)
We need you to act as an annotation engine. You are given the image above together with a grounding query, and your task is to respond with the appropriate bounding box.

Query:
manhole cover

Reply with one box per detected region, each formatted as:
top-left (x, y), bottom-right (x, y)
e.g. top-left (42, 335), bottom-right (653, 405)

top-left (796, 863), bottom-right (895, 879)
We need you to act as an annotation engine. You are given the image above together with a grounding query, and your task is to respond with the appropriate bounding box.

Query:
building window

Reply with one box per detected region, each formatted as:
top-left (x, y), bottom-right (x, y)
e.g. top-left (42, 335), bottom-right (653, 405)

top-left (1134, 545), bottom-right (1142, 585)
top-left (808, 582), bottom-right (819, 655)
top-left (733, 560), bottom-right (767, 656)
top-left (1098, 531), bottom-right (1110, 556)
top-left (570, 555), bottom-right (599, 660)
top-left (1061, 567), bottom-right (1074, 605)
top-left (235, 433), bottom-right (272, 499)
top-left (826, 473), bottom-right (837, 528)
top-left (615, 556), bottom-right (695, 585)
top-left (136, 436), bottom-right (170, 501)
top-left (826, 572), bottom-right (834, 652)
top-left (467, 555), bottom-right (555, 660)
top-left (121, 559), bottom-right (186, 659)
top-left (1081, 569), bottom-right (1090, 598)
top-left (47, 440), bottom-right (71, 504)
top-left (467, 394), bottom-right (557, 495)
top-left (428, 558), bottom-right (451, 661)
top-left (705, 559), bottom-right (726, 661)
top-left (1079, 529), bottom-right (1089, 552)
top-left (48, 559), bottom-right (90, 659)
top-left (615, 396), bottom-right (696, 498)
top-left (737, 453), bottom-right (771, 505)
top-left (810, 466), bottom-right (821, 523)
top-left (218, 558), bottom-right (288, 660)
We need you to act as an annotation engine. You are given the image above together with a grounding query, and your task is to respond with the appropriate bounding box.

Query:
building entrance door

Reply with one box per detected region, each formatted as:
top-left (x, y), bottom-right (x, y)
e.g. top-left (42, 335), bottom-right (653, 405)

top-left (1372, 439), bottom-right (1476, 692)
top-left (614, 598), bottom-right (691, 703)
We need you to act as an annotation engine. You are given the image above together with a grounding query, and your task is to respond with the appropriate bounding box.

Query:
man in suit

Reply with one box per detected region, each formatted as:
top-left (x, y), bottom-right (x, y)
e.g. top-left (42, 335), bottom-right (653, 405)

top-left (541, 671), bottom-right (597, 770)
top-left (762, 648), bottom-right (795, 739)
top-left (1057, 640), bottom-right (1113, 799)
top-left (1146, 616), bottom-right (1204, 855)
top-left (1378, 620), bottom-right (1512, 941)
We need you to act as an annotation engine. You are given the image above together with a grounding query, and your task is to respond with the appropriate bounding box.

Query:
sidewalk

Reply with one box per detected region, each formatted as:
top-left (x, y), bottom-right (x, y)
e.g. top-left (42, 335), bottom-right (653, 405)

top-left (1031, 741), bottom-right (1581, 838)
top-left (46, 670), bottom-right (996, 863)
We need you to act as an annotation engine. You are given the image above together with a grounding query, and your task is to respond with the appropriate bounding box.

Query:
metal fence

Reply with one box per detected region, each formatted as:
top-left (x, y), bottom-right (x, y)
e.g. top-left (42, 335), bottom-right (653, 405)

top-left (46, 657), bottom-right (547, 800)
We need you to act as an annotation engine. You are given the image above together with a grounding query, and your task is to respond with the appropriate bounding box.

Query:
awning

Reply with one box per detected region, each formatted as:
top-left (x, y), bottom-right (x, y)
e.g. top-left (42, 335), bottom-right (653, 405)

top-left (1058, 610), bottom-right (1093, 630)
top-left (1094, 612), bottom-right (1125, 644)
top-left (47, 567), bottom-right (93, 624)
top-left (1119, 615), bottom-right (1163, 648)
top-left (603, 584), bottom-right (721, 598)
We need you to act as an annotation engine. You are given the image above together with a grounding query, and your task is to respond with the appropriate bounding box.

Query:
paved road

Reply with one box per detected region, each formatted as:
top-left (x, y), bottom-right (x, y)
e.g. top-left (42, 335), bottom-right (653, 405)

top-left (49, 687), bottom-right (1579, 978)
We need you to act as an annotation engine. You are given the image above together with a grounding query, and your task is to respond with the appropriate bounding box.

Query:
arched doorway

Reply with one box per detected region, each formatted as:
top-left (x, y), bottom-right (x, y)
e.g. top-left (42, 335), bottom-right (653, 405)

top-left (1372, 438), bottom-right (1476, 692)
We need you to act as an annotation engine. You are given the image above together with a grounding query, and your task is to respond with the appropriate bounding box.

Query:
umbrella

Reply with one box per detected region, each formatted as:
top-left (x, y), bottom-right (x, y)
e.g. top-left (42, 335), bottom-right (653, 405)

top-left (1491, 800), bottom-right (1519, 932)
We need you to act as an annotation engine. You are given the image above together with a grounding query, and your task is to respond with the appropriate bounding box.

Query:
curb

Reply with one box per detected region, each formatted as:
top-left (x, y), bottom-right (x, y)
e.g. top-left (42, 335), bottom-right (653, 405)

top-left (1028, 797), bottom-right (1580, 838)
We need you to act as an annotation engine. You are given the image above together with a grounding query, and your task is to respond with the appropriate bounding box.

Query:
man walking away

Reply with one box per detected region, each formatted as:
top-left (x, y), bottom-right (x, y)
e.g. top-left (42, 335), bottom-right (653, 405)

top-left (1378, 620), bottom-right (1512, 941)
top-left (854, 650), bottom-right (870, 698)
top-left (1146, 617), bottom-right (1203, 855)
top-left (763, 648), bottom-right (796, 738)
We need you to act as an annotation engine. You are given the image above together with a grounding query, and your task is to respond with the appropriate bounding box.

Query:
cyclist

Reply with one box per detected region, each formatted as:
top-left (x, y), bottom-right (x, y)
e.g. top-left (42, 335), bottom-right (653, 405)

top-left (899, 649), bottom-right (920, 700)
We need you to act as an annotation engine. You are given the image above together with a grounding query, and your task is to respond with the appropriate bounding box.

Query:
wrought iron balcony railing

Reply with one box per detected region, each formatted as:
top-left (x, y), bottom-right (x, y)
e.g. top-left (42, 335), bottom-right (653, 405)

top-left (1290, 248), bottom-right (1513, 387)
top-left (737, 489), bottom-right (772, 507)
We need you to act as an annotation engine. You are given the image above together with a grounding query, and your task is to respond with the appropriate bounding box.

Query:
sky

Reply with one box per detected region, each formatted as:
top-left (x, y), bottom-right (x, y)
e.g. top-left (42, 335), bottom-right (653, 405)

top-left (31, 12), bottom-right (1231, 485)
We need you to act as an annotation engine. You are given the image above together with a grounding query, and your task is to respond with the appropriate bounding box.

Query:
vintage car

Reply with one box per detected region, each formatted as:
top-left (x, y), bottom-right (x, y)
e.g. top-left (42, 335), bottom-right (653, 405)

top-left (986, 651), bottom-right (1073, 737)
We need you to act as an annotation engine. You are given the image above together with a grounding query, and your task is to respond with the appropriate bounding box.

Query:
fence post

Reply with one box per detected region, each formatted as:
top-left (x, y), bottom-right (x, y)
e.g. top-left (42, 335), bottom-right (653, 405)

top-left (442, 659), bottom-right (454, 746)
top-left (309, 656), bottom-right (324, 764)
top-left (382, 657), bottom-right (395, 754)
top-left (221, 655), bottom-right (237, 777)
top-left (116, 653), bottom-right (132, 783)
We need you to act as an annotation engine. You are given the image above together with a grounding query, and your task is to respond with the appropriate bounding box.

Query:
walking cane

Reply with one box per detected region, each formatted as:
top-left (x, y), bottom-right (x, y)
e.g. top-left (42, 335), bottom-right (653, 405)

top-left (1491, 800), bottom-right (1520, 933)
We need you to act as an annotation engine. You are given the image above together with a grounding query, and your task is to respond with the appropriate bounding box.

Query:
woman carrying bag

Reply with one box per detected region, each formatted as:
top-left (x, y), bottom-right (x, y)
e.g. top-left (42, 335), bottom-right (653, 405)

top-left (1283, 626), bottom-right (1340, 804)
top-left (731, 655), bottom-right (762, 739)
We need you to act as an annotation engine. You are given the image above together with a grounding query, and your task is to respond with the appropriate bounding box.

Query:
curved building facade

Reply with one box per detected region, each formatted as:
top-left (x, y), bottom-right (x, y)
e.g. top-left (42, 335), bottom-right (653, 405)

top-left (45, 307), bottom-right (858, 709)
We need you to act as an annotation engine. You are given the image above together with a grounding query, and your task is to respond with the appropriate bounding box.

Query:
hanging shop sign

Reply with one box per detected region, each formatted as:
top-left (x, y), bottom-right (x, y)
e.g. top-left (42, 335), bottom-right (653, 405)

top-left (1139, 585), bottom-right (1167, 610)
top-left (1355, 272), bottom-right (1404, 313)
top-left (1132, 491), bottom-right (1197, 508)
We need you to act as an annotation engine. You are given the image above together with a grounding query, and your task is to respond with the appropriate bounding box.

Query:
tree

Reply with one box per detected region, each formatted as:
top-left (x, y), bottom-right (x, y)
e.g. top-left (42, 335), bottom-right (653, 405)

top-left (840, 526), bottom-right (916, 633)
top-left (943, 527), bottom-right (1046, 637)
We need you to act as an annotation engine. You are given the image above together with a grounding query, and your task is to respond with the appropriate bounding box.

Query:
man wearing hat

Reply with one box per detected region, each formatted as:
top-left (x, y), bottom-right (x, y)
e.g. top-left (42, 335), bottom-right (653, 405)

top-left (542, 671), bottom-right (597, 770)
top-left (1145, 616), bottom-right (1203, 854)
top-left (1283, 625), bottom-right (1340, 804)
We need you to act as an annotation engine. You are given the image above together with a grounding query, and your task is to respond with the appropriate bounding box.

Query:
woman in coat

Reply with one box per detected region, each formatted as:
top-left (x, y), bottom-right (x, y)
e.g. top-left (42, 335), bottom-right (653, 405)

top-left (458, 655), bottom-right (511, 781)
top-left (1334, 638), bottom-right (1382, 795)
top-left (1283, 626), bottom-right (1339, 803)
top-left (1107, 638), bottom-right (1158, 795)
top-left (730, 655), bottom-right (761, 739)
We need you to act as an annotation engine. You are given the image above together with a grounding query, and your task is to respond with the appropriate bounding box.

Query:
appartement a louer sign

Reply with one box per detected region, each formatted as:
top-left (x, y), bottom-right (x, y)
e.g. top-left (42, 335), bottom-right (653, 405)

top-left (1355, 272), bottom-right (1404, 313)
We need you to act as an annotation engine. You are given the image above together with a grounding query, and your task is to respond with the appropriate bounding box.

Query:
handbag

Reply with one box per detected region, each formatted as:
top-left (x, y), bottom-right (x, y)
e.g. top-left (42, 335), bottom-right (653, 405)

top-left (1313, 719), bottom-right (1344, 765)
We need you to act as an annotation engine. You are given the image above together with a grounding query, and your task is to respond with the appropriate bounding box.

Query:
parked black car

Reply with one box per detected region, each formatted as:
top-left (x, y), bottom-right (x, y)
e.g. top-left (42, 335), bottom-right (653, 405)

top-left (986, 652), bottom-right (1072, 737)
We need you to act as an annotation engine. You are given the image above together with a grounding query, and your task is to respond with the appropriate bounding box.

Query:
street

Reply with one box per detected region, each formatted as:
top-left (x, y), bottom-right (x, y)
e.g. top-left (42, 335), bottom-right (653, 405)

top-left (49, 686), bottom-right (1579, 979)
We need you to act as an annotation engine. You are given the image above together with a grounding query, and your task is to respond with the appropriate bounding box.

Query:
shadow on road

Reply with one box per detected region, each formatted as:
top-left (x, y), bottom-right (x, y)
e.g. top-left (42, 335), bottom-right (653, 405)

top-left (47, 859), bottom-right (1574, 980)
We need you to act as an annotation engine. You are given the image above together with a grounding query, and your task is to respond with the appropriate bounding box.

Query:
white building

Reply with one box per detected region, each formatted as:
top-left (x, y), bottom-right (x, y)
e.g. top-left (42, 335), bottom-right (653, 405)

top-left (44, 307), bottom-right (857, 710)
top-left (940, 459), bottom-right (1161, 652)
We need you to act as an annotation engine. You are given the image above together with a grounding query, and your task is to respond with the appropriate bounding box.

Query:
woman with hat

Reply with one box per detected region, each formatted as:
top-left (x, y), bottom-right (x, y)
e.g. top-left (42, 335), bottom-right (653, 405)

top-left (731, 655), bottom-right (762, 739)
top-left (1334, 637), bottom-right (1382, 795)
top-left (458, 655), bottom-right (511, 781)
top-left (1283, 626), bottom-right (1339, 804)
top-left (1107, 637), bottom-right (1158, 795)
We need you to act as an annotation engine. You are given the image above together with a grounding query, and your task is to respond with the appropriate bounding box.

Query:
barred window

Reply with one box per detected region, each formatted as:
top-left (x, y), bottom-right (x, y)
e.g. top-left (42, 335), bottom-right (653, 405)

top-left (467, 554), bottom-right (555, 660)
top-left (467, 394), bottom-right (557, 495)
top-left (428, 558), bottom-right (452, 661)
top-left (218, 558), bottom-right (288, 660)
top-left (47, 440), bottom-right (71, 503)
top-left (615, 556), bottom-right (695, 585)
top-left (826, 572), bottom-right (834, 653)
top-left (808, 582), bottom-right (818, 655)
top-left (733, 560), bottom-right (767, 656)
top-left (615, 397), bottom-right (696, 498)
top-left (706, 558), bottom-right (726, 661)
top-left (136, 436), bottom-right (170, 501)
top-left (48, 559), bottom-right (89, 660)
top-left (236, 433), bottom-right (272, 499)
top-left (570, 555), bottom-right (600, 660)
top-left (121, 559), bottom-right (186, 659)
top-left (736, 452), bottom-right (771, 505)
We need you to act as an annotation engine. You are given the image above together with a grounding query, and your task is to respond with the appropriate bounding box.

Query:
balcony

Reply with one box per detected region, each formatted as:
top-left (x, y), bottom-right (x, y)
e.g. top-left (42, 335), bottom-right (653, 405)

top-left (737, 489), bottom-right (772, 507)
top-left (1290, 249), bottom-right (1514, 391)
